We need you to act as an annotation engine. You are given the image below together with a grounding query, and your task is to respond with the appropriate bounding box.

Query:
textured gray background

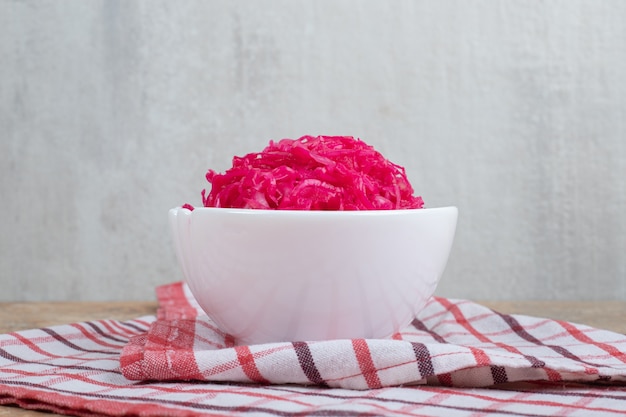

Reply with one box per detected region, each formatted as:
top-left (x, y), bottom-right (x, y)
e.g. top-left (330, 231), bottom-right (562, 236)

top-left (2, 1), bottom-right (625, 301)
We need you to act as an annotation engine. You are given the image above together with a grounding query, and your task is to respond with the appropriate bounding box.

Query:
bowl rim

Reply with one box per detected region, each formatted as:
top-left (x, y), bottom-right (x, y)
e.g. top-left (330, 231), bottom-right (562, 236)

top-left (170, 206), bottom-right (457, 216)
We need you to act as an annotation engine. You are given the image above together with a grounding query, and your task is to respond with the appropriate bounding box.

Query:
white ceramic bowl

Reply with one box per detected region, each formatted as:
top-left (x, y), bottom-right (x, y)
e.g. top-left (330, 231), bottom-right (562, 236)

top-left (169, 206), bottom-right (458, 344)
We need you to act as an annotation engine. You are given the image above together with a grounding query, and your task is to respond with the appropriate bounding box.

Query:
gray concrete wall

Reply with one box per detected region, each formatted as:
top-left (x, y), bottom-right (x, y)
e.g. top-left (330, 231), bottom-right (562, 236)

top-left (1, 1), bottom-right (625, 301)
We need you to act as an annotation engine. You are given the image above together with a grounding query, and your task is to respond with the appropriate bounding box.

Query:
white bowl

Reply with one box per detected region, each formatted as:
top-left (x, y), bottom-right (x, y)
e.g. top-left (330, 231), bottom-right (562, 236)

top-left (169, 206), bottom-right (458, 344)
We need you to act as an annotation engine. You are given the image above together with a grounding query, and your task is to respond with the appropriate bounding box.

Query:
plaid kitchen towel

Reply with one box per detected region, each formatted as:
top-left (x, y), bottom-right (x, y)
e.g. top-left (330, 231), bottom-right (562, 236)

top-left (0, 282), bottom-right (625, 417)
top-left (120, 282), bottom-right (626, 389)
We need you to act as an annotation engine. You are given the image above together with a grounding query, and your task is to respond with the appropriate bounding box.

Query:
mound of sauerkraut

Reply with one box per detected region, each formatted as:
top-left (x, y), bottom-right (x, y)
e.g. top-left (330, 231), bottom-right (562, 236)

top-left (189, 135), bottom-right (424, 211)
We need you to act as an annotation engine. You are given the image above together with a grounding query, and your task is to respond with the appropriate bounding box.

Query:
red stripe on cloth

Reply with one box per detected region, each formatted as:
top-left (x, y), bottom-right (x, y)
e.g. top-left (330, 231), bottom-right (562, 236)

top-left (558, 320), bottom-right (626, 364)
top-left (2, 367), bottom-right (319, 408)
top-left (99, 320), bottom-right (135, 338)
top-left (418, 385), bottom-right (626, 415)
top-left (129, 319), bottom-right (203, 381)
top-left (436, 298), bottom-right (490, 344)
top-left (224, 333), bottom-right (236, 348)
top-left (125, 318), bottom-right (153, 329)
top-left (3, 368), bottom-right (128, 390)
top-left (119, 334), bottom-right (148, 379)
top-left (69, 323), bottom-right (126, 348)
top-left (434, 299), bottom-right (493, 369)
top-left (496, 312), bottom-right (603, 374)
top-left (436, 299), bottom-right (513, 384)
top-left (412, 317), bottom-right (509, 386)
top-left (440, 298), bottom-right (572, 385)
top-left (494, 313), bottom-right (565, 382)
top-left (411, 318), bottom-right (449, 345)
top-left (0, 384), bottom-right (232, 417)
top-left (39, 328), bottom-right (116, 355)
top-left (411, 319), bottom-right (447, 343)
top-left (438, 373), bottom-right (453, 386)
top-left (156, 282), bottom-right (199, 320)
top-left (556, 395), bottom-right (596, 416)
top-left (351, 339), bottom-right (382, 389)
top-left (181, 345), bottom-right (291, 380)
top-left (504, 380), bottom-right (626, 401)
top-left (235, 346), bottom-right (269, 384)
top-left (110, 319), bottom-right (150, 337)
top-left (166, 319), bottom-right (204, 380)
top-left (83, 321), bottom-right (128, 343)
top-left (196, 319), bottom-right (235, 346)
top-left (468, 347), bottom-right (491, 367)
top-left (9, 333), bottom-right (64, 359)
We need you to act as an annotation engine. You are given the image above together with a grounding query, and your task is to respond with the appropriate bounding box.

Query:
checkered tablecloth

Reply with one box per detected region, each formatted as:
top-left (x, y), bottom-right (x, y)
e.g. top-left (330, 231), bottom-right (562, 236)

top-left (2, 281), bottom-right (626, 416)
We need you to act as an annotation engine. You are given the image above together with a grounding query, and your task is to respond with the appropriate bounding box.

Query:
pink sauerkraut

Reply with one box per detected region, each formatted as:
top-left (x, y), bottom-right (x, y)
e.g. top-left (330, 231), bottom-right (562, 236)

top-left (196, 135), bottom-right (424, 211)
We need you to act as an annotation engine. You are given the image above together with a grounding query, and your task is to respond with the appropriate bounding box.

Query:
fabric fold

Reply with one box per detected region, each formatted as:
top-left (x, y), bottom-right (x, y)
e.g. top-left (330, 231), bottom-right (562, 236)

top-left (119, 282), bottom-right (626, 390)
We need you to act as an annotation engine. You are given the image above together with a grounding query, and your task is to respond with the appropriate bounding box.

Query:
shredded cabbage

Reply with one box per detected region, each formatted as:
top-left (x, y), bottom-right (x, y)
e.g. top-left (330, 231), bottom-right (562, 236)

top-left (195, 135), bottom-right (424, 211)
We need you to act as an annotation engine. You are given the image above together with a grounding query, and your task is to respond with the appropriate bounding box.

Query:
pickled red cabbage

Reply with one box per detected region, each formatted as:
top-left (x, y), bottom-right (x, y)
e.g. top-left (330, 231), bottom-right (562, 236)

top-left (198, 135), bottom-right (424, 211)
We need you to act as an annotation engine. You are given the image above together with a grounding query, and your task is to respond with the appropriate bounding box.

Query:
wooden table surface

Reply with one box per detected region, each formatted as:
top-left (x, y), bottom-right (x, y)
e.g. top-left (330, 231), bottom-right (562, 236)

top-left (1, 300), bottom-right (625, 416)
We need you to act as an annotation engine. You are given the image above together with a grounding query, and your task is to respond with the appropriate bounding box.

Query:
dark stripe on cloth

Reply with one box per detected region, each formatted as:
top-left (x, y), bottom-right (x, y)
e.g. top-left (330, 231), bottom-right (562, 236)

top-left (40, 328), bottom-right (117, 355)
top-left (411, 318), bottom-right (447, 343)
top-left (0, 380), bottom-right (383, 417)
top-left (496, 313), bottom-right (607, 368)
top-left (410, 342), bottom-right (435, 378)
top-left (83, 321), bottom-right (129, 343)
top-left (490, 365), bottom-right (509, 385)
top-left (292, 341), bottom-right (327, 386)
